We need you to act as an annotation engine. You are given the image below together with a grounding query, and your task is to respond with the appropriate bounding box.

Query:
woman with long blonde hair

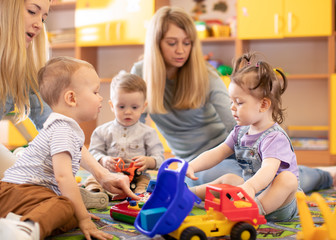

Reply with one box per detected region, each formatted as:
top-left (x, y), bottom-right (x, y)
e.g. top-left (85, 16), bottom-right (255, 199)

top-left (131, 6), bottom-right (241, 186)
top-left (131, 6), bottom-right (336, 192)
top-left (0, 0), bottom-right (52, 178)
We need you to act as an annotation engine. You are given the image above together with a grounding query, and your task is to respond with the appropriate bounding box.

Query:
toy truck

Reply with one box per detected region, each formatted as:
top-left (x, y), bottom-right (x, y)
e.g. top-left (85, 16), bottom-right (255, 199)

top-left (164, 184), bottom-right (266, 240)
top-left (134, 158), bottom-right (202, 237)
top-left (296, 191), bottom-right (336, 240)
top-left (135, 158), bottom-right (266, 240)
top-left (115, 158), bottom-right (142, 191)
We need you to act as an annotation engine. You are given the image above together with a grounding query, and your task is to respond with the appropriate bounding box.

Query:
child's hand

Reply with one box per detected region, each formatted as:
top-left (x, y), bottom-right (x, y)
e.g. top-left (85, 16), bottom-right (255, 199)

top-left (78, 216), bottom-right (113, 240)
top-left (239, 181), bottom-right (256, 199)
top-left (133, 156), bottom-right (156, 171)
top-left (100, 156), bottom-right (119, 172)
top-left (186, 166), bottom-right (198, 180)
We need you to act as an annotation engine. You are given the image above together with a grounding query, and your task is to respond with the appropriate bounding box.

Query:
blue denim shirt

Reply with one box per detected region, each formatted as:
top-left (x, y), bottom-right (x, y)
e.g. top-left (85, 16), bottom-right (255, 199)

top-left (0, 93), bottom-right (52, 130)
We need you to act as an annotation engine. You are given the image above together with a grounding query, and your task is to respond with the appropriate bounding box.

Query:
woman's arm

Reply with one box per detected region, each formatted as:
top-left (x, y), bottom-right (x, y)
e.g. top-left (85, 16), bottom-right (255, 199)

top-left (208, 69), bottom-right (236, 133)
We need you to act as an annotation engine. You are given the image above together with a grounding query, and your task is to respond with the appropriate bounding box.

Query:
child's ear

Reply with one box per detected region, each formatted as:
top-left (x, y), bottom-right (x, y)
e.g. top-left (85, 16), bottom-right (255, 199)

top-left (142, 101), bottom-right (148, 113)
top-left (260, 98), bottom-right (271, 112)
top-left (64, 90), bottom-right (76, 107)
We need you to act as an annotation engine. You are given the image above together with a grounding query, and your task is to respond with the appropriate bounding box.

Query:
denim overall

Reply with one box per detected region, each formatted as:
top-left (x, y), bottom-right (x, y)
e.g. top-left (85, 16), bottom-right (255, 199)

top-left (234, 124), bottom-right (298, 221)
top-left (234, 124), bottom-right (294, 182)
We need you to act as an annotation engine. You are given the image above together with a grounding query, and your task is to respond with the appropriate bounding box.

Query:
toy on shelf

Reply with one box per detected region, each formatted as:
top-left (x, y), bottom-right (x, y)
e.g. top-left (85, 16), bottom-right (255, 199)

top-left (135, 158), bottom-right (266, 240)
top-left (115, 158), bottom-right (142, 191)
top-left (204, 52), bottom-right (233, 77)
top-left (296, 191), bottom-right (336, 240)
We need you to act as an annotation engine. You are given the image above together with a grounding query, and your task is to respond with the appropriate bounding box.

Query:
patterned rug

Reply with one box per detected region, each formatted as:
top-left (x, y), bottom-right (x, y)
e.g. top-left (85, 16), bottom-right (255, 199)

top-left (47, 171), bottom-right (336, 240)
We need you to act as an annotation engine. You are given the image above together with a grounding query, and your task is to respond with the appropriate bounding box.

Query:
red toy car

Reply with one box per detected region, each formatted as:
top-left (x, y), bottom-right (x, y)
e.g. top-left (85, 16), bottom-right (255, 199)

top-left (115, 158), bottom-right (142, 191)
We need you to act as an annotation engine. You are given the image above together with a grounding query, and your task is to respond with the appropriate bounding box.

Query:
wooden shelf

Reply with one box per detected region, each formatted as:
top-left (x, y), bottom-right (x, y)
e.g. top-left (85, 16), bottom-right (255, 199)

top-left (201, 37), bottom-right (236, 43)
top-left (50, 1), bottom-right (76, 10)
top-left (296, 150), bottom-right (335, 166)
top-left (50, 38), bottom-right (237, 48)
top-left (287, 74), bottom-right (329, 80)
top-left (50, 42), bottom-right (76, 49)
top-left (288, 125), bottom-right (329, 131)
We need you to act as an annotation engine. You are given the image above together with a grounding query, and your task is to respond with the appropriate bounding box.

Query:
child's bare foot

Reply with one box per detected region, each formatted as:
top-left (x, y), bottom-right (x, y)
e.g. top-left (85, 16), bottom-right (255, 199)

top-left (317, 166), bottom-right (336, 189)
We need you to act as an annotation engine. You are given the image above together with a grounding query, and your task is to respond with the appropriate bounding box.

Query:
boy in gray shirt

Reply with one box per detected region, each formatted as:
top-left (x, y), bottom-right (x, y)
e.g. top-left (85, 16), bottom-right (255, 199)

top-left (85, 71), bottom-right (164, 196)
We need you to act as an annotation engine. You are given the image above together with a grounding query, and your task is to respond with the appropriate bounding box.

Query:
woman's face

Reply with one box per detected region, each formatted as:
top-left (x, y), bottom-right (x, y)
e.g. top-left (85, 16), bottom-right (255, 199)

top-left (160, 23), bottom-right (192, 74)
top-left (24, 0), bottom-right (50, 48)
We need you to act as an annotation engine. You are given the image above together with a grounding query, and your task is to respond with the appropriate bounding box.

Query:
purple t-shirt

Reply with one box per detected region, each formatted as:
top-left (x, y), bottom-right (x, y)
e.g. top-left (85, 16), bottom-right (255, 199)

top-left (224, 124), bottom-right (299, 179)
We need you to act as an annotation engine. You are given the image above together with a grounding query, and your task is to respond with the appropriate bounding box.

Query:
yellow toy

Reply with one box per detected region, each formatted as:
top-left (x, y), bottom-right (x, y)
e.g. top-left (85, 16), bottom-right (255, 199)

top-left (0, 112), bottom-right (38, 149)
top-left (75, 176), bottom-right (82, 183)
top-left (296, 191), bottom-right (336, 240)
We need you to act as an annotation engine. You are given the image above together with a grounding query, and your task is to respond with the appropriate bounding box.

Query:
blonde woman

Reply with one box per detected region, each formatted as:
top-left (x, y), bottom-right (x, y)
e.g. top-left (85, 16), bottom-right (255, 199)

top-left (131, 6), bottom-right (241, 187)
top-left (131, 6), bottom-right (336, 193)
top-left (0, 0), bottom-right (52, 178)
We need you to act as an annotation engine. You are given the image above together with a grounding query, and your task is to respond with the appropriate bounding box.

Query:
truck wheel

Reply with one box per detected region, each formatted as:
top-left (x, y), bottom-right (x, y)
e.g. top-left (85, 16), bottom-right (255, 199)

top-left (162, 234), bottom-right (176, 240)
top-left (180, 227), bottom-right (207, 240)
top-left (135, 169), bottom-right (142, 176)
top-left (130, 182), bottom-right (137, 191)
top-left (231, 222), bottom-right (256, 240)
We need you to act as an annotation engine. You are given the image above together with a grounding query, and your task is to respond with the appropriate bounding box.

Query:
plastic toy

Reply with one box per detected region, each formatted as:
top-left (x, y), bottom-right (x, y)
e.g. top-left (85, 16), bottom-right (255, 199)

top-left (165, 184), bottom-right (266, 240)
top-left (296, 191), bottom-right (336, 240)
top-left (110, 192), bottom-right (152, 224)
top-left (134, 158), bottom-right (202, 238)
top-left (0, 112), bottom-right (38, 149)
top-left (115, 158), bottom-right (142, 191)
top-left (75, 176), bottom-right (82, 183)
top-left (146, 179), bottom-right (156, 193)
top-left (135, 158), bottom-right (266, 240)
top-left (110, 180), bottom-right (156, 224)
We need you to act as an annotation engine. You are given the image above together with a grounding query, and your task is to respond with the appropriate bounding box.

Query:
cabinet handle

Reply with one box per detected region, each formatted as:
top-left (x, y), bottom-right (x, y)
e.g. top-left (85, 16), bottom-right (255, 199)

top-left (288, 12), bottom-right (292, 33)
top-left (274, 13), bottom-right (279, 35)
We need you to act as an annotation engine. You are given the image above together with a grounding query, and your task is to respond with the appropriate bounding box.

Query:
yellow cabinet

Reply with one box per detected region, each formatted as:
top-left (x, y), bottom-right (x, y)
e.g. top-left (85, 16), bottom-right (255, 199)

top-left (237, 0), bottom-right (332, 39)
top-left (75, 0), bottom-right (155, 46)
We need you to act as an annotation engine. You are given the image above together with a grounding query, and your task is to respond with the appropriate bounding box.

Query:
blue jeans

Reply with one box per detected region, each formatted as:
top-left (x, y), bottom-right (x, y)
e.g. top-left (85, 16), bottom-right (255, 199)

top-left (298, 165), bottom-right (333, 193)
top-left (185, 159), bottom-right (333, 193)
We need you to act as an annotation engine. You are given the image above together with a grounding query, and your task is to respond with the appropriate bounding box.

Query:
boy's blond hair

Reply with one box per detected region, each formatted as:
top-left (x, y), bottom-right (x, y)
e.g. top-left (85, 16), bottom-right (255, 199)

top-left (110, 71), bottom-right (147, 101)
top-left (38, 56), bottom-right (94, 107)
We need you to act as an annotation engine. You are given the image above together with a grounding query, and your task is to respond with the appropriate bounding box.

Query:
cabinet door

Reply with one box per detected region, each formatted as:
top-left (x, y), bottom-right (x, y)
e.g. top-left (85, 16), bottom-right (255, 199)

top-left (237, 0), bottom-right (283, 39)
top-left (284, 0), bottom-right (332, 37)
top-left (76, 0), bottom-right (155, 46)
